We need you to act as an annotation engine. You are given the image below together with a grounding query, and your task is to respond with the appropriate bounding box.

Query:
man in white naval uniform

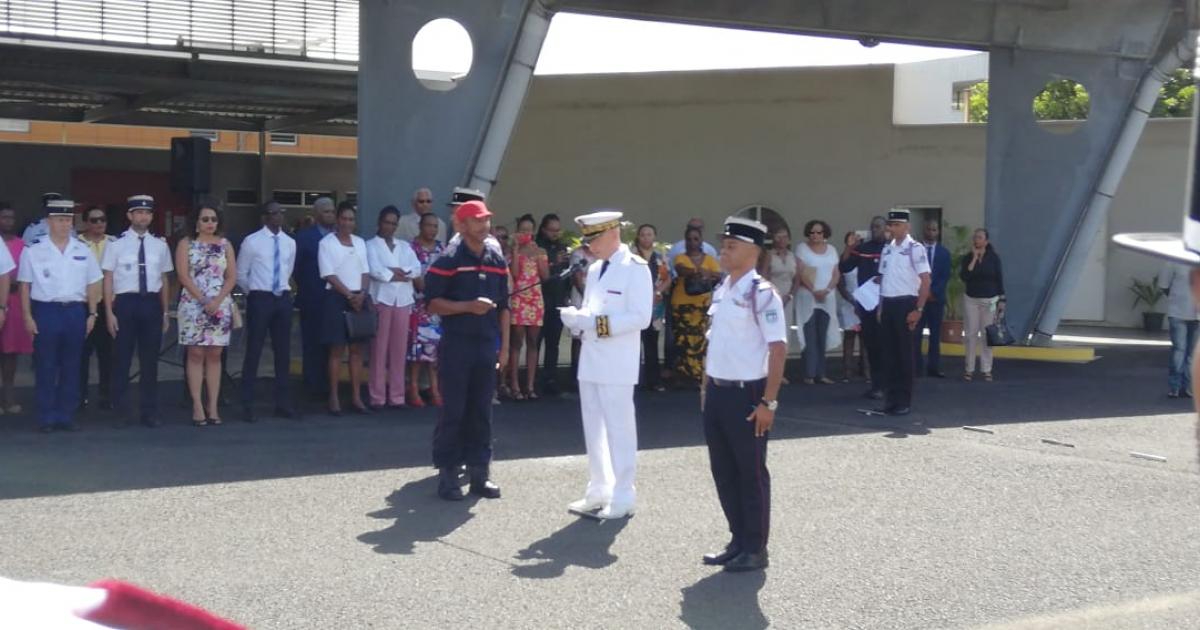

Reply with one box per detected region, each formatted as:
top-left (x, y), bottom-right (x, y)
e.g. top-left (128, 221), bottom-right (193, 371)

top-left (560, 210), bottom-right (654, 519)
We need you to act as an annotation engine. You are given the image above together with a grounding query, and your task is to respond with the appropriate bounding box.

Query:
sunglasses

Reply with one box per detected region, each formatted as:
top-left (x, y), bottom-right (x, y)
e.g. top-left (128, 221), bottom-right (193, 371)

top-left (199, 216), bottom-right (219, 224)
top-left (87, 216), bottom-right (107, 223)
top-left (416, 199), bottom-right (433, 204)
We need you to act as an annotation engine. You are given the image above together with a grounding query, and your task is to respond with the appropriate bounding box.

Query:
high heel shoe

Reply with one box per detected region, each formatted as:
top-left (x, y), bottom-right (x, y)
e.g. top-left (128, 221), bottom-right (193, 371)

top-left (328, 405), bottom-right (343, 417)
top-left (407, 386), bottom-right (425, 408)
top-left (351, 403), bottom-right (371, 415)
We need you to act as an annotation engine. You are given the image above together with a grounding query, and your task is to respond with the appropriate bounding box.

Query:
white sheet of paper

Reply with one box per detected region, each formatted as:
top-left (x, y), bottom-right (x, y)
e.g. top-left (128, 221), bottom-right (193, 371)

top-left (853, 281), bottom-right (880, 311)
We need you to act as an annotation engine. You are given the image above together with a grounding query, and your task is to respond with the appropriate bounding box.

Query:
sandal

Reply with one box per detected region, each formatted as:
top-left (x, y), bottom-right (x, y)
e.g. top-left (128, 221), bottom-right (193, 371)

top-left (510, 389), bottom-right (526, 401)
top-left (207, 415), bottom-right (223, 426)
top-left (817, 377), bottom-right (836, 385)
top-left (192, 416), bottom-right (207, 427)
top-left (963, 373), bottom-right (973, 382)
top-left (982, 373), bottom-right (993, 382)
top-left (802, 378), bottom-right (816, 385)
top-left (525, 389), bottom-right (539, 401)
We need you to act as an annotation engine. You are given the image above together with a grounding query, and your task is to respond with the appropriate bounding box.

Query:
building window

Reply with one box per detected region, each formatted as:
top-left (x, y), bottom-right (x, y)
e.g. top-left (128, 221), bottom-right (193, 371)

top-left (269, 132), bottom-right (298, 146)
top-left (303, 191), bottom-right (336, 205)
top-left (0, 119), bottom-right (30, 133)
top-left (190, 129), bottom-right (220, 142)
top-left (345, 192), bottom-right (357, 205)
top-left (272, 190), bottom-right (304, 206)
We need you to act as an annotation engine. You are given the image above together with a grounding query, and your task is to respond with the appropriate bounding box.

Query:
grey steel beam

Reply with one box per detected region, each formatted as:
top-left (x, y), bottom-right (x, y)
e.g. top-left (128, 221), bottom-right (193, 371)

top-left (262, 105), bottom-right (358, 133)
top-left (550, 0), bottom-right (1175, 60)
top-left (82, 92), bottom-right (175, 123)
top-left (358, 0), bottom-right (550, 230)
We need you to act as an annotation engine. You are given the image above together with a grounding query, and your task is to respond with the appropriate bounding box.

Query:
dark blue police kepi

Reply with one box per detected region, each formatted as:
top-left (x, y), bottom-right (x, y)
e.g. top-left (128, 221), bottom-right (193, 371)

top-left (723, 217), bottom-right (768, 247)
top-left (127, 194), bottom-right (155, 211)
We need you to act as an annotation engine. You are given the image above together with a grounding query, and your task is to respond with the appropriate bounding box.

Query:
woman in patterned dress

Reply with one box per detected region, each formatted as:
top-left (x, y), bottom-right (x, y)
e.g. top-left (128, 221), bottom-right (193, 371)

top-left (175, 201), bottom-right (236, 426)
top-left (407, 213), bottom-right (445, 407)
top-left (507, 214), bottom-right (549, 400)
top-left (0, 205), bottom-right (31, 413)
top-left (670, 227), bottom-right (721, 384)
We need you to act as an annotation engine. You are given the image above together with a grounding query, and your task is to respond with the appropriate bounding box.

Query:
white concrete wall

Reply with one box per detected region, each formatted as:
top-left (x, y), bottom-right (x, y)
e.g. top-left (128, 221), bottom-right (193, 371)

top-left (893, 53), bottom-right (989, 125)
top-left (489, 65), bottom-right (1188, 329)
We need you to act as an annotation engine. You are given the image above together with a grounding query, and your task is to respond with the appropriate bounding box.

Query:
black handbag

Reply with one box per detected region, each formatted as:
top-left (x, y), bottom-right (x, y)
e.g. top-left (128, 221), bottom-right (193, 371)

top-left (344, 294), bottom-right (378, 342)
top-left (683, 274), bottom-right (719, 297)
top-left (985, 310), bottom-right (1015, 347)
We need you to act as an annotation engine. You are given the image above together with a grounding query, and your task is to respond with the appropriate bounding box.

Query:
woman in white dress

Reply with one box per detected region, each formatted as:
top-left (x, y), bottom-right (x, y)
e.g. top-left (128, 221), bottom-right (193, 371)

top-left (794, 220), bottom-right (841, 384)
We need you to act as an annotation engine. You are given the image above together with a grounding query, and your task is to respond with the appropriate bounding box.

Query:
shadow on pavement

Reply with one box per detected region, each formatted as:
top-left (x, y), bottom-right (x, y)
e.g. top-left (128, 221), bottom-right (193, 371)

top-left (510, 517), bottom-right (629, 579)
top-left (0, 347), bottom-right (1190, 499)
top-left (678, 570), bottom-right (768, 630)
top-left (357, 475), bottom-right (479, 555)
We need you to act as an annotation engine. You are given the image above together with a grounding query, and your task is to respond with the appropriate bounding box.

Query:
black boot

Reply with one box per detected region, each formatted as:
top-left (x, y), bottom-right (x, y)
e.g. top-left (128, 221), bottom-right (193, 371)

top-left (437, 467), bottom-right (464, 501)
top-left (468, 465), bottom-right (501, 499)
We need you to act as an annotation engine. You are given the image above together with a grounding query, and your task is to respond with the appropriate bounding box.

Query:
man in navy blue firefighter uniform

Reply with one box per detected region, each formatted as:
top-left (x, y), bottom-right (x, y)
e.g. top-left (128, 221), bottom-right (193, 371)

top-left (18, 197), bottom-right (102, 432)
top-left (701, 217), bottom-right (788, 573)
top-left (875, 208), bottom-right (932, 416)
top-left (913, 219), bottom-right (951, 378)
top-left (839, 216), bottom-right (887, 400)
top-left (295, 196), bottom-right (337, 398)
top-left (423, 199), bottom-right (510, 501)
top-left (102, 195), bottom-right (173, 428)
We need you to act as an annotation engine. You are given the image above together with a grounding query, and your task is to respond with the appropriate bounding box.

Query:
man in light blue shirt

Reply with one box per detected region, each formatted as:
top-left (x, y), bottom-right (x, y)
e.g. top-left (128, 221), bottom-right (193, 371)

top-left (1159, 261), bottom-right (1199, 397)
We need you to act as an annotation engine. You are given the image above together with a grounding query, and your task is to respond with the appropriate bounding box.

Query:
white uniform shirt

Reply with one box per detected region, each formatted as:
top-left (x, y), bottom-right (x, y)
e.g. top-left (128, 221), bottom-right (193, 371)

top-left (705, 270), bottom-right (788, 380)
top-left (397, 211), bottom-right (447, 244)
top-left (100, 230), bottom-right (173, 295)
top-left (879, 235), bottom-right (930, 298)
top-left (236, 227), bottom-right (297, 294)
top-left (1159, 262), bottom-right (1199, 320)
top-left (366, 235), bottom-right (421, 307)
top-left (573, 245), bottom-right (654, 385)
top-left (0, 241), bottom-right (14, 277)
top-left (17, 237), bottom-right (102, 302)
top-left (317, 233), bottom-right (370, 292)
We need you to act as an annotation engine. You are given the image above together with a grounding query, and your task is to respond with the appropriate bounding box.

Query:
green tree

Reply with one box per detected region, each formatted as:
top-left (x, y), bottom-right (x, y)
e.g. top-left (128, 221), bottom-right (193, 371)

top-left (965, 70), bottom-right (1195, 123)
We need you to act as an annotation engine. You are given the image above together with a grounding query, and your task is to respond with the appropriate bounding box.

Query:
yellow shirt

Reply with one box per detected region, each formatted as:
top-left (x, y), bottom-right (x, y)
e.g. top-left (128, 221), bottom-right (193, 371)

top-left (79, 234), bottom-right (113, 263)
top-left (671, 252), bottom-right (721, 307)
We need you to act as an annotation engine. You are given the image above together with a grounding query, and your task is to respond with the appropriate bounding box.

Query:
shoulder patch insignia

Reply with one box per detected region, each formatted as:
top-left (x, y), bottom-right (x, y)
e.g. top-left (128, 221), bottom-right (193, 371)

top-left (764, 310), bottom-right (779, 323)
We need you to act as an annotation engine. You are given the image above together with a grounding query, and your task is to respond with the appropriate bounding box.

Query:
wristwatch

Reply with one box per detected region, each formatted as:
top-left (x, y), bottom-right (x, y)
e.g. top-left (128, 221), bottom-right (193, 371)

top-left (761, 398), bottom-right (779, 412)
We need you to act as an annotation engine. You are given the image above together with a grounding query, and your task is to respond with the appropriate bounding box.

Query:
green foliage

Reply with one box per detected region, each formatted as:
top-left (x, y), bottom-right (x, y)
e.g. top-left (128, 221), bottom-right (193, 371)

top-left (942, 222), bottom-right (973, 321)
top-left (966, 70), bottom-right (1195, 123)
top-left (1129, 276), bottom-right (1165, 312)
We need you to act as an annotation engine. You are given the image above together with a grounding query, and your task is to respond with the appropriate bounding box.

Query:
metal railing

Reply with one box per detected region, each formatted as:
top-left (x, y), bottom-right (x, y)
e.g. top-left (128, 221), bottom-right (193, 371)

top-left (0, 0), bottom-right (359, 61)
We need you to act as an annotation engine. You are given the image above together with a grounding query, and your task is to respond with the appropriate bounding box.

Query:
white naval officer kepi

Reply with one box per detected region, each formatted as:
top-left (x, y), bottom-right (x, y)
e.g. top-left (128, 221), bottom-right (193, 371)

top-left (879, 209), bottom-right (931, 298)
top-left (561, 209), bottom-right (654, 519)
top-left (706, 217), bottom-right (788, 381)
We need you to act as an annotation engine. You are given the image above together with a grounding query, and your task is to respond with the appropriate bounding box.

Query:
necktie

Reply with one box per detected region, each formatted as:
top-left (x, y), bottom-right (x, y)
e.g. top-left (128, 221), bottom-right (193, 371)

top-left (600, 260), bottom-right (609, 279)
top-left (137, 235), bottom-right (148, 294)
top-left (272, 234), bottom-right (282, 295)
top-left (927, 244), bottom-right (933, 268)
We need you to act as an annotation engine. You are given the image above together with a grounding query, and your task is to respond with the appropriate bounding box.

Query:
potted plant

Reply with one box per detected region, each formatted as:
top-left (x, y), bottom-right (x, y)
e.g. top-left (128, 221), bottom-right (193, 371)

top-left (940, 222), bottom-right (972, 344)
top-left (1130, 276), bottom-right (1166, 332)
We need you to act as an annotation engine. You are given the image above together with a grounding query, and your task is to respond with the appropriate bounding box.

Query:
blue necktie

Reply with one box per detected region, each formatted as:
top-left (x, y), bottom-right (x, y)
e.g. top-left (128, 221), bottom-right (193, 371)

top-left (600, 260), bottom-right (609, 278)
top-left (927, 245), bottom-right (933, 268)
top-left (137, 236), bottom-right (148, 294)
top-left (272, 234), bottom-right (281, 294)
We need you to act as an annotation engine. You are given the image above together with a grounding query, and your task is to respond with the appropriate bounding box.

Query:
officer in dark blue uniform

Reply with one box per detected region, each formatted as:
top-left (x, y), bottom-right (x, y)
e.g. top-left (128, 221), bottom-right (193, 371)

top-left (423, 199), bottom-right (510, 501)
top-left (839, 215), bottom-right (888, 399)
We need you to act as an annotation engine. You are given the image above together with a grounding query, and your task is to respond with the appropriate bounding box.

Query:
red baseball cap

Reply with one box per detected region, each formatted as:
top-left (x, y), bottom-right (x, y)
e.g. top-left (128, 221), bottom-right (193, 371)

top-left (453, 200), bottom-right (493, 222)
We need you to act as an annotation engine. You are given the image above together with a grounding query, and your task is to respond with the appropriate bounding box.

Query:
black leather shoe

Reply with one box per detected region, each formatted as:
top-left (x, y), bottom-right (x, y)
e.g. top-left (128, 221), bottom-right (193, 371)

top-left (702, 544), bottom-right (742, 566)
top-left (38, 425), bottom-right (54, 434)
top-left (437, 467), bottom-right (464, 501)
top-left (275, 407), bottom-right (297, 420)
top-left (243, 407), bottom-right (257, 423)
top-left (928, 370), bottom-right (945, 378)
top-left (468, 465), bottom-right (501, 499)
top-left (863, 389), bottom-right (884, 400)
top-left (141, 415), bottom-right (161, 428)
top-left (889, 407), bottom-right (912, 416)
top-left (723, 550), bottom-right (769, 572)
top-left (78, 398), bottom-right (89, 411)
top-left (57, 423), bottom-right (80, 432)
top-left (99, 400), bottom-right (113, 411)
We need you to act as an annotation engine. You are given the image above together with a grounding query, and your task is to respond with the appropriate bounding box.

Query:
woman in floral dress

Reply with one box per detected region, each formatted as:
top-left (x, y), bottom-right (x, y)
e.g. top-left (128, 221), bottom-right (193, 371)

top-left (175, 202), bottom-right (236, 426)
top-left (507, 214), bottom-right (549, 400)
top-left (407, 212), bottom-right (445, 407)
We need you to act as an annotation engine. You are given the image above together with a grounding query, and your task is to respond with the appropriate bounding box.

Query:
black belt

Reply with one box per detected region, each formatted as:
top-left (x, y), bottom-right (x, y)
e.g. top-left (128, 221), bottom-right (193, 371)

top-left (881, 295), bottom-right (917, 301)
top-left (32, 300), bottom-right (84, 307)
top-left (116, 292), bottom-right (158, 298)
top-left (709, 377), bottom-right (766, 389)
top-left (249, 290), bottom-right (291, 296)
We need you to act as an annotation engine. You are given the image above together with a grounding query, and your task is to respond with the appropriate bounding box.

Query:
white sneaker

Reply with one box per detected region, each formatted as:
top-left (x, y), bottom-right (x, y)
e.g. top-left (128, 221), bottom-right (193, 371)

top-left (568, 497), bottom-right (606, 512)
top-left (596, 504), bottom-right (635, 519)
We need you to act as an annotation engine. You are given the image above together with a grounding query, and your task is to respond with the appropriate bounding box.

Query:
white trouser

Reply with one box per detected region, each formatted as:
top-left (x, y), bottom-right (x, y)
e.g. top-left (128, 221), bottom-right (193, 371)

top-left (578, 381), bottom-right (638, 508)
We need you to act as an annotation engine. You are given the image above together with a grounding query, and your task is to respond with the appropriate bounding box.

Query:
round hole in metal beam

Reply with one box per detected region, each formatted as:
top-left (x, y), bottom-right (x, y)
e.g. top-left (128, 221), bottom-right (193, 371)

top-left (412, 18), bottom-right (473, 92)
top-left (1033, 79), bottom-right (1090, 135)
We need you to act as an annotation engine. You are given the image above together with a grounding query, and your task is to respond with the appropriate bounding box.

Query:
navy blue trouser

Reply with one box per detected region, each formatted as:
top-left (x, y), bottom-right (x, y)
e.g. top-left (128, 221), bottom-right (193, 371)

top-left (856, 303), bottom-right (885, 388)
top-left (704, 378), bottom-right (770, 553)
top-left (80, 308), bottom-right (112, 404)
top-left (881, 296), bottom-right (918, 409)
top-left (111, 293), bottom-right (163, 417)
top-left (433, 333), bottom-right (497, 469)
top-left (913, 299), bottom-right (943, 374)
top-left (32, 301), bottom-right (86, 427)
top-left (298, 297), bottom-right (328, 394)
top-left (242, 291), bottom-right (293, 410)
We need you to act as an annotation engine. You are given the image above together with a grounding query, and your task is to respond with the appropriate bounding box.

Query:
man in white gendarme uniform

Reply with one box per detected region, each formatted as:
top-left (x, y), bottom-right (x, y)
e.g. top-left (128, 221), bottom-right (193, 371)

top-left (560, 210), bottom-right (653, 519)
